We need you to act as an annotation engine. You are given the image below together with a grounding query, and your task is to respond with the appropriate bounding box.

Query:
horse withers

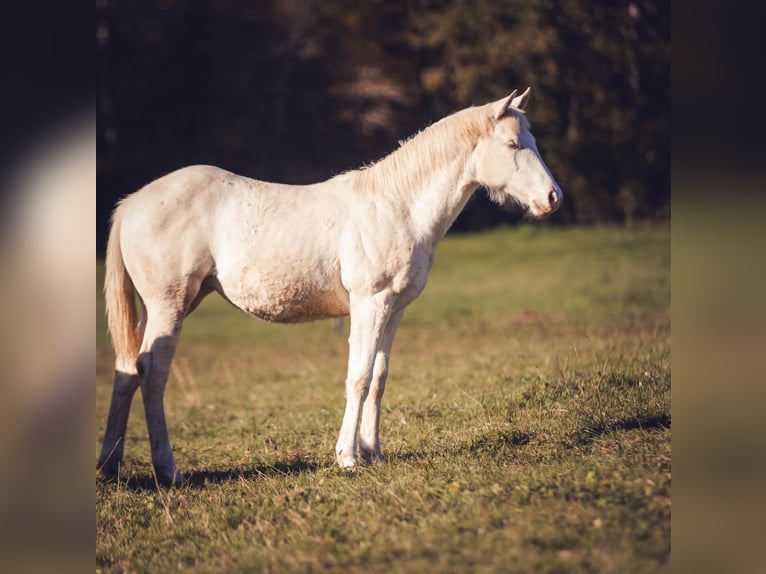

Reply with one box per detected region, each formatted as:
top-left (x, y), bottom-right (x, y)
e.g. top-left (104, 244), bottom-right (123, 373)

top-left (98, 88), bottom-right (562, 485)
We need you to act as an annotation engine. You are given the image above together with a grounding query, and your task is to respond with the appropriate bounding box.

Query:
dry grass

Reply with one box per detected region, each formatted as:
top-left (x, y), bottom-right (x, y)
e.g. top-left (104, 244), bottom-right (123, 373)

top-left (97, 224), bottom-right (670, 573)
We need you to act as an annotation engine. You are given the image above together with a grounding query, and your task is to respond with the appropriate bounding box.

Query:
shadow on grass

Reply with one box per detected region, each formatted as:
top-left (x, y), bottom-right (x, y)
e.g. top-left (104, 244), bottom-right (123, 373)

top-left (185, 458), bottom-right (325, 487)
top-left (99, 457), bottom-right (325, 491)
top-left (392, 429), bottom-right (534, 463)
top-left (465, 429), bottom-right (532, 453)
top-left (573, 413), bottom-right (671, 446)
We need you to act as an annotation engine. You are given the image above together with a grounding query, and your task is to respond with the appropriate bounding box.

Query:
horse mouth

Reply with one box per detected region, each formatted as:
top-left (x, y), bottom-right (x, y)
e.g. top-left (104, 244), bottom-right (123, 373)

top-left (528, 200), bottom-right (549, 218)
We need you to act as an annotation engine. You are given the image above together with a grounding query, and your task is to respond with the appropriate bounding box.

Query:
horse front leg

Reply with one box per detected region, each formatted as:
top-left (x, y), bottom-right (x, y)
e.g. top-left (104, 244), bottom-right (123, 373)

top-left (359, 308), bottom-right (404, 464)
top-left (335, 292), bottom-right (394, 468)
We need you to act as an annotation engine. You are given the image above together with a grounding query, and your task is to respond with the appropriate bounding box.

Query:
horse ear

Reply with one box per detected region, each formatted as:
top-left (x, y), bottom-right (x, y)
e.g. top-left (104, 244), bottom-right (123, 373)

top-left (511, 86), bottom-right (532, 111)
top-left (491, 90), bottom-right (517, 120)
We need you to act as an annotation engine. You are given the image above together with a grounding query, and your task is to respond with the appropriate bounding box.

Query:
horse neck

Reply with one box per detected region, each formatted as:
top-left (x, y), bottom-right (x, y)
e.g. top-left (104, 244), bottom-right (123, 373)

top-left (355, 109), bottom-right (486, 247)
top-left (405, 153), bottom-right (480, 245)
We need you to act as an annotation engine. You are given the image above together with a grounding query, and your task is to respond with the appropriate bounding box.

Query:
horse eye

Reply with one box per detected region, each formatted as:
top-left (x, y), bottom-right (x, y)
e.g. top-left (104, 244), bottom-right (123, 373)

top-left (508, 141), bottom-right (519, 150)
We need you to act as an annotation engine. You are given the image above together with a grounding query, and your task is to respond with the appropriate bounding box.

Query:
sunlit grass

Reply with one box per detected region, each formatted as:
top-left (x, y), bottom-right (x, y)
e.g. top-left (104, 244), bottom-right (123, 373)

top-left (97, 223), bottom-right (670, 573)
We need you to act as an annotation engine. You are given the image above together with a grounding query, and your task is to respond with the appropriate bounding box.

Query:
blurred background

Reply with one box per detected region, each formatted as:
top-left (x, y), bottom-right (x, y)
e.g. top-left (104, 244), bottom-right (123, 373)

top-left (1, 1), bottom-right (676, 571)
top-left (10, 0), bottom-right (766, 571)
top-left (96, 0), bottom-right (670, 252)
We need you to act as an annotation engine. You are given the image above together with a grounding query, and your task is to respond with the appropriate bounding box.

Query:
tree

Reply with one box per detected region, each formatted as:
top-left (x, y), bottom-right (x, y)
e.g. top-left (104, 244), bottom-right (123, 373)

top-left (97, 0), bottom-right (670, 250)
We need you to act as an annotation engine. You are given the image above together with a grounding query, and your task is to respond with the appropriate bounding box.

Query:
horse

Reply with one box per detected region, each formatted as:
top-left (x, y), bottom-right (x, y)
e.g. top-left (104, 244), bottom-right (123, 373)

top-left (97, 88), bottom-right (562, 485)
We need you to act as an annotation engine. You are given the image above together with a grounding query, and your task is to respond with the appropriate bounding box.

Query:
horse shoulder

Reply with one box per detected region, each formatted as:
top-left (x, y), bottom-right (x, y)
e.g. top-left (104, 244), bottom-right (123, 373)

top-left (338, 206), bottom-right (433, 306)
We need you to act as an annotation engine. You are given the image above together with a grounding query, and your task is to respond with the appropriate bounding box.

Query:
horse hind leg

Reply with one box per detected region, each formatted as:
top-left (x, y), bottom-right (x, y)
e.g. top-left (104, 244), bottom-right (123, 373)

top-left (97, 370), bottom-right (140, 479)
top-left (136, 277), bottom-right (207, 486)
top-left (186, 282), bottom-right (213, 316)
top-left (98, 311), bottom-right (147, 479)
top-left (136, 303), bottom-right (186, 486)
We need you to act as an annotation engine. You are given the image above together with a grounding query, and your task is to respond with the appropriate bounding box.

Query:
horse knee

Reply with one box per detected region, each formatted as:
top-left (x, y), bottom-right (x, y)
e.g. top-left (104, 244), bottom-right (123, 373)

top-left (346, 373), bottom-right (371, 399)
top-left (136, 352), bottom-right (166, 398)
top-left (369, 359), bottom-right (389, 394)
top-left (112, 371), bottom-right (139, 398)
top-left (372, 363), bottom-right (388, 386)
top-left (136, 351), bottom-right (153, 381)
top-left (380, 362), bottom-right (388, 379)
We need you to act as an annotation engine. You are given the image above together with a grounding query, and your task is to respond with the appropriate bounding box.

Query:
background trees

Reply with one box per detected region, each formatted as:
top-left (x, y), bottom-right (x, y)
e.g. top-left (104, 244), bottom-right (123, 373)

top-left (97, 0), bottom-right (670, 249)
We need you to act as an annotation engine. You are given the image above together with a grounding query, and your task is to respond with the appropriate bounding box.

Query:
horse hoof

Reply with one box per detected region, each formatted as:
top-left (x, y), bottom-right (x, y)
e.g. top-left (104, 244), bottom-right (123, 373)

top-left (360, 450), bottom-right (386, 466)
top-left (97, 458), bottom-right (121, 481)
top-left (335, 450), bottom-right (358, 469)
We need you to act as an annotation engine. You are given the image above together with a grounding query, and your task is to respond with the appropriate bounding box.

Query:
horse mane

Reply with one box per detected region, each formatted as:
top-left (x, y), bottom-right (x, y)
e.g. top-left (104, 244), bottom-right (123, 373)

top-left (349, 105), bottom-right (493, 196)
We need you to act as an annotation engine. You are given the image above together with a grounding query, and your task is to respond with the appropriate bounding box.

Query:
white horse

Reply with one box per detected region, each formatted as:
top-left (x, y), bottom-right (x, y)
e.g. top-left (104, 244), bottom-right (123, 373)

top-left (98, 88), bottom-right (562, 485)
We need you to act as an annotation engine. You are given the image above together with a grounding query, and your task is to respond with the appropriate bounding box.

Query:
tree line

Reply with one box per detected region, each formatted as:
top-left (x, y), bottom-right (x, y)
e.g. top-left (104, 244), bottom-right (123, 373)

top-left (97, 0), bottom-right (669, 248)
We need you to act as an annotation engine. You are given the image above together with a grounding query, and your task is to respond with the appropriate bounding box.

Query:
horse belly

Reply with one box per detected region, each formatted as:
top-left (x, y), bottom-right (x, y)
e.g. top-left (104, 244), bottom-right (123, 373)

top-left (224, 272), bottom-right (350, 323)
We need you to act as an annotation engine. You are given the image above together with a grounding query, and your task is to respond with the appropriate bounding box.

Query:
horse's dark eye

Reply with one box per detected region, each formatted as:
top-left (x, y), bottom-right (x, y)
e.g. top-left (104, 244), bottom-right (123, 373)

top-left (508, 141), bottom-right (519, 149)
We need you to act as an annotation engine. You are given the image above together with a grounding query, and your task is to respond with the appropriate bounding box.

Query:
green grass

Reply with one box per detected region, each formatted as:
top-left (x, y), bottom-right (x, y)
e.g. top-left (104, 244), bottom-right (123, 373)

top-left (96, 224), bottom-right (670, 573)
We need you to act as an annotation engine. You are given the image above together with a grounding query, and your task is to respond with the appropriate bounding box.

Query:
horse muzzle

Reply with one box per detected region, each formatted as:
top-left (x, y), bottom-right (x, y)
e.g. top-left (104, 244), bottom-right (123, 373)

top-left (530, 188), bottom-right (562, 217)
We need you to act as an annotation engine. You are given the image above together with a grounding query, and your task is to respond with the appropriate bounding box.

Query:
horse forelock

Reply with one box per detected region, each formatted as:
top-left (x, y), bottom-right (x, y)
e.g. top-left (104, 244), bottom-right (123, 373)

top-left (501, 108), bottom-right (531, 132)
top-left (351, 106), bottom-right (490, 195)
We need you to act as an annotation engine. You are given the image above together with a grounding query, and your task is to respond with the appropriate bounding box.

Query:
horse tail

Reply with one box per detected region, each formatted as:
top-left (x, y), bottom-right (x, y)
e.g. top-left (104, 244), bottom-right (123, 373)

top-left (104, 204), bottom-right (141, 373)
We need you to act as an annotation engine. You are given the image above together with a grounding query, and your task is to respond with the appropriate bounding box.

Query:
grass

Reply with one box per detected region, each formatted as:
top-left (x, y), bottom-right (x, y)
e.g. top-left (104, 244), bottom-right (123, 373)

top-left (96, 224), bottom-right (670, 573)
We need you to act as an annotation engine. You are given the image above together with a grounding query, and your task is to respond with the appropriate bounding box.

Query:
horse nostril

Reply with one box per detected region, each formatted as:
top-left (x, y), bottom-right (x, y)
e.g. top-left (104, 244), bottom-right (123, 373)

top-left (548, 189), bottom-right (559, 210)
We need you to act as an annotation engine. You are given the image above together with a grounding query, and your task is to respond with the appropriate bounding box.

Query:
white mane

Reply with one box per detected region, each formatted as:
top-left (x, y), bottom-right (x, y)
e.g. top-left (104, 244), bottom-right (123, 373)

top-left (351, 106), bottom-right (490, 196)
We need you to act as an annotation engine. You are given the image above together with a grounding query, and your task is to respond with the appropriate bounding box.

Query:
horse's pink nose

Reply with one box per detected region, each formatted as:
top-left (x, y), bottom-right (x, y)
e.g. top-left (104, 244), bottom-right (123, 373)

top-left (548, 189), bottom-right (561, 211)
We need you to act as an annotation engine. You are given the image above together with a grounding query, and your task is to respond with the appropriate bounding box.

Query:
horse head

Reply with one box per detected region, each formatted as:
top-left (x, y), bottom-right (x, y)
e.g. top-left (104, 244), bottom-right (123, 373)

top-left (474, 87), bottom-right (562, 218)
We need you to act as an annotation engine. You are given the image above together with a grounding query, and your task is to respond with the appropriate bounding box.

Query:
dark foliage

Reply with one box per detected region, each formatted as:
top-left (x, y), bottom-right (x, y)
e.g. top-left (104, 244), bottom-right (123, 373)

top-left (97, 0), bottom-right (669, 251)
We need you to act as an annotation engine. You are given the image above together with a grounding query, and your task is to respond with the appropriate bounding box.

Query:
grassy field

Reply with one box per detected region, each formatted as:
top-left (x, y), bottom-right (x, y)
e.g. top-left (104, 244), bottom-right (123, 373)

top-left (96, 224), bottom-right (670, 573)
